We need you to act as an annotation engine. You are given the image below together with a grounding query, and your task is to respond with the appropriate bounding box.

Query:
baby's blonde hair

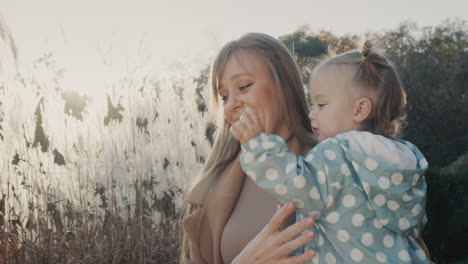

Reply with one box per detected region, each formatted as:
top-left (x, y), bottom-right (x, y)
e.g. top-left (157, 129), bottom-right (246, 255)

top-left (311, 40), bottom-right (407, 137)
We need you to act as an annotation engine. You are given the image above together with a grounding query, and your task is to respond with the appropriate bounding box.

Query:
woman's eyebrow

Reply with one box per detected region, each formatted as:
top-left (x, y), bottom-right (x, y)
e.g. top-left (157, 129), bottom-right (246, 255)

top-left (230, 72), bottom-right (252, 81)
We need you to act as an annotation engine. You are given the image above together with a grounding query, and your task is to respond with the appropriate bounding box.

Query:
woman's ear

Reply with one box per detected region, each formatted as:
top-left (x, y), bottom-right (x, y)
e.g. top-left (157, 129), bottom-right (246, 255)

top-left (353, 97), bottom-right (373, 123)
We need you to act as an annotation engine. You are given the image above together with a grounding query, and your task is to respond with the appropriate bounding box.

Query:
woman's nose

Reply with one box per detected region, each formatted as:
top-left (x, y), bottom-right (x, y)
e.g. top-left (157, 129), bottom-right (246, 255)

top-left (226, 94), bottom-right (242, 112)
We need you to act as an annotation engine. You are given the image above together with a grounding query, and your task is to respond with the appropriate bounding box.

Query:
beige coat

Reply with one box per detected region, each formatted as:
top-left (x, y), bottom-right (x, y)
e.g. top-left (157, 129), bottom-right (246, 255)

top-left (182, 158), bottom-right (245, 264)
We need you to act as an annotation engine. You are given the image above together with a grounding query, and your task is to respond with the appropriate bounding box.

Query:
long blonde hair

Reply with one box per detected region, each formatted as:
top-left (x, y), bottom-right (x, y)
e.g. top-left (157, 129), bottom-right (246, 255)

top-left (180, 32), bottom-right (315, 263)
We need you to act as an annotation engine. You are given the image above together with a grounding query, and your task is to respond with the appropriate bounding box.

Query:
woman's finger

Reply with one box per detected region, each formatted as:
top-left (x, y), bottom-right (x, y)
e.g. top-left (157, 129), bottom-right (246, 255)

top-left (277, 230), bottom-right (315, 257)
top-left (265, 202), bottom-right (296, 234)
top-left (230, 123), bottom-right (241, 140)
top-left (276, 217), bottom-right (315, 245)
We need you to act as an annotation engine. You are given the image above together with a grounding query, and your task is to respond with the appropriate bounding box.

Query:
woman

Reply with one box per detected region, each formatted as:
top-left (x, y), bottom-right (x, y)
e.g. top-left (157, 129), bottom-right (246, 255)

top-left (180, 32), bottom-right (318, 264)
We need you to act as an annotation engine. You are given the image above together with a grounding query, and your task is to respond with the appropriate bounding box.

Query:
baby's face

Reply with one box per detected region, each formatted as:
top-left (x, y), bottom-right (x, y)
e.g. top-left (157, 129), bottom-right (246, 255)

top-left (308, 65), bottom-right (363, 142)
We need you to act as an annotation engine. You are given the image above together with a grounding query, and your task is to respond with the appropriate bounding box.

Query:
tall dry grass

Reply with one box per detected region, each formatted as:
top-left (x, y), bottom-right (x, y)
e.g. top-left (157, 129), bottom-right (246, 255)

top-left (0, 17), bottom-right (212, 263)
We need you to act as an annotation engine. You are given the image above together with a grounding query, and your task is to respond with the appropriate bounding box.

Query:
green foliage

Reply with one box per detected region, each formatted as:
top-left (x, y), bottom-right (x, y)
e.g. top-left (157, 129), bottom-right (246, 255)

top-left (380, 19), bottom-right (468, 167)
top-left (423, 153), bottom-right (468, 263)
top-left (279, 27), bottom-right (328, 59)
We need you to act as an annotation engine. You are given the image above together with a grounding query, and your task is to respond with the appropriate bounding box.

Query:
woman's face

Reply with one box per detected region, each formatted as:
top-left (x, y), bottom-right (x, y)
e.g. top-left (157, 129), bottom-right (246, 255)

top-left (218, 51), bottom-right (285, 136)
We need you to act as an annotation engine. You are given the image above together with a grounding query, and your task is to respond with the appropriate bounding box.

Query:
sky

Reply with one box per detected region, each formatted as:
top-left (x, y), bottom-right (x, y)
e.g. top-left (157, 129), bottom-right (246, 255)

top-left (1, 0), bottom-right (467, 96)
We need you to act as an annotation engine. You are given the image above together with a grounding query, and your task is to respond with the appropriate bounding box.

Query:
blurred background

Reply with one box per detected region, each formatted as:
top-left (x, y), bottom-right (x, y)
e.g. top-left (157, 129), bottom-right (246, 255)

top-left (0, 0), bottom-right (467, 263)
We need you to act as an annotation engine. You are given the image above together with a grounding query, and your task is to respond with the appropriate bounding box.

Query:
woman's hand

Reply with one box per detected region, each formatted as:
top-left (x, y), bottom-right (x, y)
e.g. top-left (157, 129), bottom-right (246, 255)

top-left (232, 202), bottom-right (316, 264)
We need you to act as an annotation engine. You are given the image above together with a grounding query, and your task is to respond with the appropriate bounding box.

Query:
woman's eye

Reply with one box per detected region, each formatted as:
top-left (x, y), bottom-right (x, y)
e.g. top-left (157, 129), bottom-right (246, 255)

top-left (240, 83), bottom-right (253, 90)
top-left (318, 104), bottom-right (327, 108)
top-left (221, 95), bottom-right (229, 102)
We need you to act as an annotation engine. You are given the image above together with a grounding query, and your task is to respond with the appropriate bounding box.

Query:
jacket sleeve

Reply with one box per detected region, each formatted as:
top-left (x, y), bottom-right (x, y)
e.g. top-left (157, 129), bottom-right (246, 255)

top-left (240, 133), bottom-right (342, 218)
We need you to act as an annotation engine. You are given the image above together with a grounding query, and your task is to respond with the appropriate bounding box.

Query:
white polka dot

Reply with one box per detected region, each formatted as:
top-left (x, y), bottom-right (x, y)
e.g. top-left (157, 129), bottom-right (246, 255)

top-left (274, 184), bottom-right (287, 195)
top-left (260, 133), bottom-right (268, 140)
top-left (309, 186), bottom-right (321, 200)
top-left (350, 248), bottom-right (364, 262)
top-left (352, 161), bottom-right (359, 172)
top-left (305, 153), bottom-right (314, 162)
top-left (362, 182), bottom-right (370, 193)
top-left (399, 250), bottom-right (411, 262)
top-left (374, 218), bottom-right (383, 229)
top-left (383, 234), bottom-right (394, 248)
top-left (374, 194), bottom-right (386, 206)
top-left (376, 252), bottom-right (387, 263)
top-left (325, 253), bottom-right (336, 264)
top-left (341, 163), bottom-right (351, 176)
top-left (343, 194), bottom-right (356, 207)
top-left (365, 158), bottom-right (378, 171)
top-left (412, 187), bottom-right (424, 196)
top-left (317, 171), bottom-right (326, 184)
top-left (391, 173), bottom-right (403, 185)
top-left (286, 162), bottom-right (296, 174)
top-left (420, 158), bottom-right (428, 168)
top-left (266, 168), bottom-right (279, 181)
top-left (399, 217), bottom-right (410, 230)
top-left (324, 149), bottom-right (336, 160)
top-left (309, 210), bottom-right (321, 219)
top-left (352, 214), bottom-right (365, 227)
top-left (402, 193), bottom-right (412, 202)
top-left (412, 173), bottom-right (420, 186)
top-left (380, 219), bottom-right (389, 226)
top-left (249, 139), bottom-right (258, 149)
top-left (330, 181), bottom-right (342, 189)
top-left (326, 212), bottom-right (340, 224)
top-left (312, 252), bottom-right (320, 264)
top-left (326, 194), bottom-right (334, 208)
top-left (293, 175), bottom-right (306, 188)
top-left (244, 152), bottom-right (255, 164)
top-left (292, 199), bottom-right (304, 208)
top-left (361, 233), bottom-right (374, 246)
top-left (367, 202), bottom-right (375, 211)
top-left (337, 230), bottom-right (350, 242)
top-left (412, 204), bottom-right (422, 216)
top-left (318, 234), bottom-right (324, 246)
top-left (387, 200), bottom-right (400, 211)
top-left (262, 141), bottom-right (275, 150)
top-left (246, 171), bottom-right (256, 181)
top-left (416, 248), bottom-right (427, 260)
top-left (378, 177), bottom-right (390, 190)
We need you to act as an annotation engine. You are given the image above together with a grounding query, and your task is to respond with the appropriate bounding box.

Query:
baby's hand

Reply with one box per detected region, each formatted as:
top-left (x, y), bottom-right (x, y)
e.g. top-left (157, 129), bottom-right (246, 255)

top-left (230, 107), bottom-right (263, 144)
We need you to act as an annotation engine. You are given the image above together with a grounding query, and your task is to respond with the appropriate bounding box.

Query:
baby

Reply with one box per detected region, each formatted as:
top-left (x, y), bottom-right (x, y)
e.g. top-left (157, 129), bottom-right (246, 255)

top-left (231, 41), bottom-right (429, 263)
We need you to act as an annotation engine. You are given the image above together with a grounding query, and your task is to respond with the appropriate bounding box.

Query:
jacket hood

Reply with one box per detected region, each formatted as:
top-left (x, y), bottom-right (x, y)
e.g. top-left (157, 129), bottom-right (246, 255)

top-left (336, 131), bottom-right (428, 235)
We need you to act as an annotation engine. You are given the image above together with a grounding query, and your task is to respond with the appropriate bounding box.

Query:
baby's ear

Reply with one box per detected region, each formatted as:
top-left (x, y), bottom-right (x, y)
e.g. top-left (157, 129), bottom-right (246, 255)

top-left (353, 97), bottom-right (373, 123)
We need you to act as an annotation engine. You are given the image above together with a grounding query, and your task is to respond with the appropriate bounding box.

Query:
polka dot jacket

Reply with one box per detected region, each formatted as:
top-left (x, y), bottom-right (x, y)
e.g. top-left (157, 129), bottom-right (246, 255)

top-left (240, 131), bottom-right (429, 263)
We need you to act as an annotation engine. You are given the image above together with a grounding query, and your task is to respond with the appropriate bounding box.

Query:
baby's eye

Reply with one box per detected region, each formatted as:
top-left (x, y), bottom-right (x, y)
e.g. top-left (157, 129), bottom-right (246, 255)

top-left (318, 104), bottom-right (327, 109)
top-left (240, 83), bottom-right (253, 90)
